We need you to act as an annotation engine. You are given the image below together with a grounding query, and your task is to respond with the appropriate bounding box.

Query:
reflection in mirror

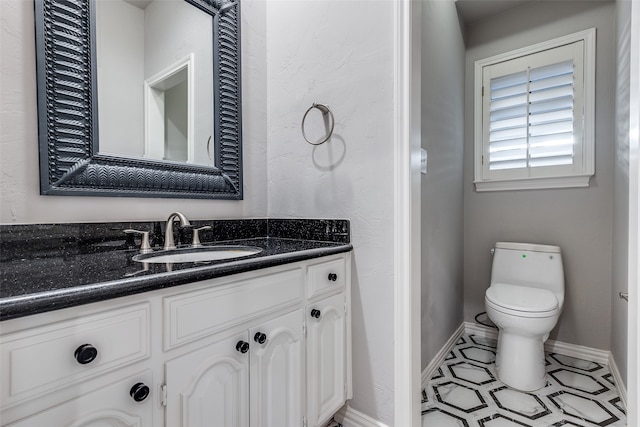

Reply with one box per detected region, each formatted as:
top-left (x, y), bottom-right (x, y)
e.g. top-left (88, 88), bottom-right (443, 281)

top-left (95, 0), bottom-right (214, 166)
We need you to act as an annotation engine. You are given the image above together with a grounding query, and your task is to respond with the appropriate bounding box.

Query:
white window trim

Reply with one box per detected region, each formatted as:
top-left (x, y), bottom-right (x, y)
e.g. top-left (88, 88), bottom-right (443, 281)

top-left (473, 28), bottom-right (596, 192)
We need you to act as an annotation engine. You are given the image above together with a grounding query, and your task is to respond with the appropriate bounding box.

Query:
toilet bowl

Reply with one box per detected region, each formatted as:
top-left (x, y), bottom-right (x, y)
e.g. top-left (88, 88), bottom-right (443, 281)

top-left (484, 242), bottom-right (564, 392)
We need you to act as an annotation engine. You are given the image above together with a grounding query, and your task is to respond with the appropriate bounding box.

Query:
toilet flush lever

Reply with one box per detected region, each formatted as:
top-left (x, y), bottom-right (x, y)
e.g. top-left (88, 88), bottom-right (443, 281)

top-left (619, 292), bottom-right (629, 302)
top-left (490, 248), bottom-right (495, 255)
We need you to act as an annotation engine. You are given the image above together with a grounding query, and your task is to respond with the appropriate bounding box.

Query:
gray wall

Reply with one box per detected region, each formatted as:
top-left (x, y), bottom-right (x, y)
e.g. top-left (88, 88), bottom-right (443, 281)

top-left (0, 0), bottom-right (268, 223)
top-left (463, 1), bottom-right (616, 350)
top-left (420, 0), bottom-right (465, 369)
top-left (612, 0), bottom-right (631, 385)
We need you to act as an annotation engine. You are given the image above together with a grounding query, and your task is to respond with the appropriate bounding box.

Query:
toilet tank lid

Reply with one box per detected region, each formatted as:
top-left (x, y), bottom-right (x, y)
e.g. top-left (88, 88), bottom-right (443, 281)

top-left (486, 283), bottom-right (559, 312)
top-left (495, 242), bottom-right (561, 253)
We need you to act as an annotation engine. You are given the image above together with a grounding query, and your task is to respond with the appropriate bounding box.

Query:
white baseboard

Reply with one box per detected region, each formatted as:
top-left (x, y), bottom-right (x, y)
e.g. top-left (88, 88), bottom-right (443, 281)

top-left (333, 405), bottom-right (390, 427)
top-left (609, 353), bottom-right (628, 411)
top-left (464, 321), bottom-right (498, 341)
top-left (544, 337), bottom-right (610, 365)
top-left (464, 321), bottom-right (612, 364)
top-left (421, 322), bottom-right (465, 388)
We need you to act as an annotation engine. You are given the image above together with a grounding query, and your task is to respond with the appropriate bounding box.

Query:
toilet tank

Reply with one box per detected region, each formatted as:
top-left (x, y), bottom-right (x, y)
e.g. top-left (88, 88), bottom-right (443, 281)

top-left (491, 242), bottom-right (565, 306)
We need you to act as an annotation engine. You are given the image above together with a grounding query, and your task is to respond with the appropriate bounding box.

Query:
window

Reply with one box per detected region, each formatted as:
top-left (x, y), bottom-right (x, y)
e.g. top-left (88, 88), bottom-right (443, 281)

top-left (474, 29), bottom-right (596, 191)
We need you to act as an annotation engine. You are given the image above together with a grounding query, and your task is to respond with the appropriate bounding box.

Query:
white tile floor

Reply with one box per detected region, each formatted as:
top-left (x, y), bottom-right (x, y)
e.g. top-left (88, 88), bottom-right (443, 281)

top-left (422, 334), bottom-right (628, 427)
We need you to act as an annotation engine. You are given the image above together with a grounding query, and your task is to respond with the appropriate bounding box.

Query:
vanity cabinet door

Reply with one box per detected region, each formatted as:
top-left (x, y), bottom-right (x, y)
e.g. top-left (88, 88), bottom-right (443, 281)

top-left (6, 371), bottom-right (153, 427)
top-left (249, 309), bottom-right (304, 427)
top-left (306, 293), bottom-right (347, 427)
top-left (165, 333), bottom-right (250, 427)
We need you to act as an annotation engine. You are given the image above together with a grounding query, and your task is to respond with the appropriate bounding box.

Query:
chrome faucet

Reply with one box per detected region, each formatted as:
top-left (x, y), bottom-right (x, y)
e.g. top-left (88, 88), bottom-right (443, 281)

top-left (164, 212), bottom-right (191, 250)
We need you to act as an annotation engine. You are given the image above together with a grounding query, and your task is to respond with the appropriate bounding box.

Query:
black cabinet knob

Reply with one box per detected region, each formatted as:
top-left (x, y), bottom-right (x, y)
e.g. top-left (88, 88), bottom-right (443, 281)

top-left (236, 340), bottom-right (250, 353)
top-left (74, 344), bottom-right (98, 364)
top-left (310, 309), bottom-right (321, 319)
top-left (254, 332), bottom-right (267, 344)
top-left (328, 273), bottom-right (338, 281)
top-left (130, 382), bottom-right (150, 402)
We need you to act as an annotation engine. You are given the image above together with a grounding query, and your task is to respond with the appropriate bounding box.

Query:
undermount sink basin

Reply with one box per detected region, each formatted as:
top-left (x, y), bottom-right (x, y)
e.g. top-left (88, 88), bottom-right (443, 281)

top-left (132, 246), bottom-right (263, 264)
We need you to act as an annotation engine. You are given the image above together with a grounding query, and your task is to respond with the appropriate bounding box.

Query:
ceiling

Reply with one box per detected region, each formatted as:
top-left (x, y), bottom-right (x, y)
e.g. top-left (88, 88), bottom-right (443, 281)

top-left (123, 0), bottom-right (154, 10)
top-left (455, 0), bottom-right (533, 25)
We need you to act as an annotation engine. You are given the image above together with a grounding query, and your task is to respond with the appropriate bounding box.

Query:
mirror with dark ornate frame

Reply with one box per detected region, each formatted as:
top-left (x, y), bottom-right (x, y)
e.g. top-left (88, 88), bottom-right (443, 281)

top-left (34, 0), bottom-right (243, 199)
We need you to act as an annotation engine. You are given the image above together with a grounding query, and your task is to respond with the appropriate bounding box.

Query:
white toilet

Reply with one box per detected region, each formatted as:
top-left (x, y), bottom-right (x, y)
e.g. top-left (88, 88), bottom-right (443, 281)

top-left (484, 242), bottom-right (565, 392)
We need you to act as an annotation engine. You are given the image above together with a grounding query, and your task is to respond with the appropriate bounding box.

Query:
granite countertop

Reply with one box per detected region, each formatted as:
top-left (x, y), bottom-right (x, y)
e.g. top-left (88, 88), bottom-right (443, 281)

top-left (0, 219), bottom-right (352, 321)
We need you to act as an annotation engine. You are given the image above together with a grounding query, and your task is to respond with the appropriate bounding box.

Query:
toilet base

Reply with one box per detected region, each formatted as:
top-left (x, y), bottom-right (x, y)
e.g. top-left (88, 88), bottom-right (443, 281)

top-left (495, 331), bottom-right (547, 392)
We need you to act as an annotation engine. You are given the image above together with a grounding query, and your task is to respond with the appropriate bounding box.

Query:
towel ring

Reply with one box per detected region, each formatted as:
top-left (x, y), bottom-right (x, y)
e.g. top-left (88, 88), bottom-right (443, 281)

top-left (301, 103), bottom-right (335, 145)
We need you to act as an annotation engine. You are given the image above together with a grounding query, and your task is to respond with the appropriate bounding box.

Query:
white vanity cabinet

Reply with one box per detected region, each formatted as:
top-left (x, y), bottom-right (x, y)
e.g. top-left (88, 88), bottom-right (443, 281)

top-left (0, 252), bottom-right (351, 427)
top-left (164, 309), bottom-right (304, 427)
top-left (305, 255), bottom-right (350, 427)
top-left (306, 293), bottom-right (347, 427)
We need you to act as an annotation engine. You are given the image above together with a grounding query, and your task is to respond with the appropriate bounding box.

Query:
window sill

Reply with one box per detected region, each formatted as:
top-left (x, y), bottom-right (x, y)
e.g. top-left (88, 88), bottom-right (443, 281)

top-left (474, 175), bottom-right (592, 192)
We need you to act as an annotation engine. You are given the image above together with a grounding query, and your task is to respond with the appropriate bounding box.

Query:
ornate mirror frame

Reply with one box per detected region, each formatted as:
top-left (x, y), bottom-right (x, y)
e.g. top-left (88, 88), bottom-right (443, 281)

top-left (34, 0), bottom-right (243, 199)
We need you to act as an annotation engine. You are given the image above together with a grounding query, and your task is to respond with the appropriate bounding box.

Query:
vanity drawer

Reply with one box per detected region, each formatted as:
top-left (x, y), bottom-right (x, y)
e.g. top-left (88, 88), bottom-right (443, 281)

top-left (4, 370), bottom-right (154, 427)
top-left (0, 303), bottom-right (150, 407)
top-left (307, 256), bottom-right (346, 300)
top-left (164, 268), bottom-right (303, 350)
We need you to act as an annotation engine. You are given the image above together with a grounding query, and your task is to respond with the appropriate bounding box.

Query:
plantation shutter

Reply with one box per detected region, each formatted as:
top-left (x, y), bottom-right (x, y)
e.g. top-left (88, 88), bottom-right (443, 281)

top-left (474, 29), bottom-right (594, 191)
top-left (488, 59), bottom-right (575, 171)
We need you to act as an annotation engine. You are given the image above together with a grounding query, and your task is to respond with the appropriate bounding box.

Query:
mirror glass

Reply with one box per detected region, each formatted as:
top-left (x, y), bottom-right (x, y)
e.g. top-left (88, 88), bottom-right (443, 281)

top-left (95, 0), bottom-right (215, 167)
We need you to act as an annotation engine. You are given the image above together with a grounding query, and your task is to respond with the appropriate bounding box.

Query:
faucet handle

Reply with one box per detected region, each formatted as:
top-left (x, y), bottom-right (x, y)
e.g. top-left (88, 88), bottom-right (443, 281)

top-left (124, 229), bottom-right (152, 253)
top-left (192, 226), bottom-right (212, 247)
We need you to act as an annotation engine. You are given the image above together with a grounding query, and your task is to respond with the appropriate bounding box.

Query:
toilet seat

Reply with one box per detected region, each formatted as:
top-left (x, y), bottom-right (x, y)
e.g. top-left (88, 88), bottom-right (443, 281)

top-left (486, 283), bottom-right (559, 318)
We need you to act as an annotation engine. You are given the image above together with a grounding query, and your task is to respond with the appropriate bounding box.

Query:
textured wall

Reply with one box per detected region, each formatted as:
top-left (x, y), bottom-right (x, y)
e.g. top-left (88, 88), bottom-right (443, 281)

top-left (420, 0), bottom-right (465, 369)
top-left (462, 1), bottom-right (616, 351)
top-left (0, 0), bottom-right (268, 224)
top-left (264, 1), bottom-right (396, 423)
top-left (2, 0), bottom-right (406, 423)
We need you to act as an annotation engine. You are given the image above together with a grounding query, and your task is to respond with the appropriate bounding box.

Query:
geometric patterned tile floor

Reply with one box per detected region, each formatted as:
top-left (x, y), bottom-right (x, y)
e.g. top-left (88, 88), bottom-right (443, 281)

top-left (422, 334), bottom-right (628, 426)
